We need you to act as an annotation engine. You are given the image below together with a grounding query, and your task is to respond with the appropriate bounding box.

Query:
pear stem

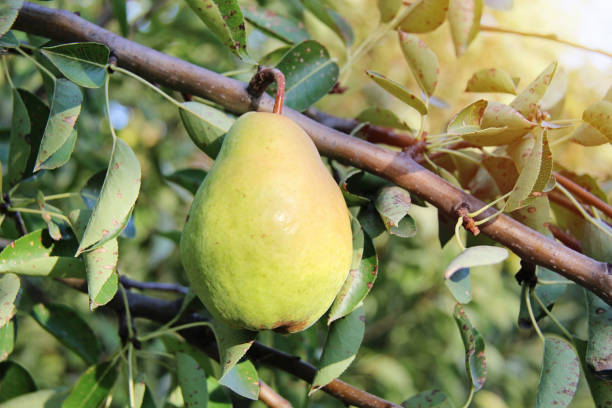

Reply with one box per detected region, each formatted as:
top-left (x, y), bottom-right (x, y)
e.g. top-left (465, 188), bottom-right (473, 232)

top-left (247, 67), bottom-right (286, 115)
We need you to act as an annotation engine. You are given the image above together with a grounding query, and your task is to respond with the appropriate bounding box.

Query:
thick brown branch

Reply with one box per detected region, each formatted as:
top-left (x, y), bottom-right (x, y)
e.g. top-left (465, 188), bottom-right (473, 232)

top-left (13, 2), bottom-right (612, 304)
top-left (258, 380), bottom-right (293, 408)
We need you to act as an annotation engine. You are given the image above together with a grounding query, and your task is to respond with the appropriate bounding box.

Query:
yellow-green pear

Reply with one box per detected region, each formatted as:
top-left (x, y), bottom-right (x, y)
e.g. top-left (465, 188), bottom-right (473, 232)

top-left (180, 112), bottom-right (353, 333)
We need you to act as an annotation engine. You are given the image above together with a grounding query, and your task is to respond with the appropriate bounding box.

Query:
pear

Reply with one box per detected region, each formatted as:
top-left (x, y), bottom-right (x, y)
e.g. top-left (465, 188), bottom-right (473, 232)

top-left (180, 112), bottom-right (353, 333)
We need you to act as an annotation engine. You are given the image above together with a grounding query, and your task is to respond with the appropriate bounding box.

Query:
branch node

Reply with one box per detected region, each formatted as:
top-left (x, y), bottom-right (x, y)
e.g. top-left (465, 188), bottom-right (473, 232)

top-left (455, 203), bottom-right (480, 236)
top-left (246, 66), bottom-right (285, 114)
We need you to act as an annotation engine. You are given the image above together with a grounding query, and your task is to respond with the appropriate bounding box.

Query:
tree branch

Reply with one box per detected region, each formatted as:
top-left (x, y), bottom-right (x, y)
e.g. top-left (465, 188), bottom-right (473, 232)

top-left (12, 2), bottom-right (612, 303)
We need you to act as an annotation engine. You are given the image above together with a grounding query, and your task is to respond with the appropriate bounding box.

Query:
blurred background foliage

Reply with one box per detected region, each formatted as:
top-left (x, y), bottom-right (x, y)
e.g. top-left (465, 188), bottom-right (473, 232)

top-left (0, 0), bottom-right (610, 407)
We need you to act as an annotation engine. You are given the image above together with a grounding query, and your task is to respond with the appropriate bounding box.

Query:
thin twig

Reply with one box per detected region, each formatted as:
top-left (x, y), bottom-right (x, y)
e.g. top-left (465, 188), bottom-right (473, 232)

top-left (554, 172), bottom-right (612, 220)
top-left (119, 276), bottom-right (188, 295)
top-left (258, 381), bottom-right (293, 408)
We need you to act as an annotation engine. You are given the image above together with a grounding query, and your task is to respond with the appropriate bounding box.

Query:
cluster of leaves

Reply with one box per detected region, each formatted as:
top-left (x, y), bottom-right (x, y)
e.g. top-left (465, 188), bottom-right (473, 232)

top-left (0, 0), bottom-right (611, 407)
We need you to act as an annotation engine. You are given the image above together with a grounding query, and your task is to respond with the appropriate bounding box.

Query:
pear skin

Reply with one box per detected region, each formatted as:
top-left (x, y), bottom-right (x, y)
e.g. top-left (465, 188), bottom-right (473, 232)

top-left (180, 112), bottom-right (353, 333)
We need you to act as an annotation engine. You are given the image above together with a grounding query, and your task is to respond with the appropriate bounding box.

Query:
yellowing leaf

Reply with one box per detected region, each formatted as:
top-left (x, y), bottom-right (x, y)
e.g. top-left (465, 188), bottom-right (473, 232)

top-left (398, 31), bottom-right (439, 96)
top-left (465, 68), bottom-right (518, 94)
top-left (479, 101), bottom-right (536, 144)
top-left (366, 71), bottom-right (428, 115)
top-left (448, 0), bottom-right (483, 56)
top-left (511, 61), bottom-right (557, 119)
top-left (582, 100), bottom-right (612, 142)
top-left (378, 0), bottom-right (401, 23)
top-left (399, 0), bottom-right (449, 33)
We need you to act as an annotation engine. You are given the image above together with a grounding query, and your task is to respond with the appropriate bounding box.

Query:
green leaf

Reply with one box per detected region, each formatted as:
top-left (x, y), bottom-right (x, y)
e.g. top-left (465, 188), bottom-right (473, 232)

top-left (34, 79), bottom-right (82, 171)
top-left (581, 100), bottom-right (612, 143)
top-left (586, 291), bottom-right (612, 374)
top-left (0, 31), bottom-right (19, 48)
top-left (0, 321), bottom-right (15, 361)
top-left (302, 0), bottom-right (353, 46)
top-left (77, 139), bottom-right (141, 254)
top-left (0, 361), bottom-right (37, 403)
top-left (311, 305), bottom-right (365, 392)
top-left (402, 389), bottom-right (455, 407)
top-left (41, 43), bottom-right (110, 88)
top-left (374, 186), bottom-right (411, 231)
top-left (0, 274), bottom-right (19, 328)
top-left (207, 376), bottom-right (232, 408)
top-left (210, 320), bottom-right (257, 378)
top-left (377, 0), bottom-right (401, 23)
top-left (338, 169), bottom-right (370, 206)
top-left (357, 204), bottom-right (387, 239)
top-left (184, 0), bottom-right (250, 61)
top-left (242, 6), bottom-right (310, 44)
top-left (259, 46), bottom-right (291, 66)
top-left (535, 336), bottom-right (580, 407)
top-left (398, 31), bottom-right (439, 96)
top-left (399, 0), bottom-right (449, 33)
top-left (61, 362), bottom-right (118, 408)
top-left (0, 230), bottom-right (85, 278)
top-left (110, 0), bottom-right (128, 37)
top-left (453, 304), bottom-right (487, 391)
top-left (511, 61), bottom-right (558, 119)
top-left (275, 40), bottom-right (339, 112)
top-left (179, 102), bottom-right (234, 158)
top-left (505, 128), bottom-right (553, 211)
top-left (0, 389), bottom-right (67, 408)
top-left (328, 220), bottom-right (377, 323)
top-left (0, 0), bottom-right (23, 36)
top-left (366, 71), bottom-right (428, 115)
top-left (165, 168), bottom-right (207, 195)
top-left (37, 129), bottom-right (77, 171)
top-left (31, 303), bottom-right (101, 365)
top-left (448, 0), bottom-right (483, 56)
top-left (575, 339), bottom-right (612, 407)
top-left (219, 360), bottom-right (259, 400)
top-left (7, 89), bottom-right (31, 186)
top-left (83, 238), bottom-right (118, 310)
top-left (176, 353), bottom-right (208, 408)
top-left (355, 107), bottom-right (411, 130)
top-left (162, 335), bottom-right (219, 378)
top-left (465, 68), bottom-right (518, 94)
top-left (445, 267), bottom-right (472, 304)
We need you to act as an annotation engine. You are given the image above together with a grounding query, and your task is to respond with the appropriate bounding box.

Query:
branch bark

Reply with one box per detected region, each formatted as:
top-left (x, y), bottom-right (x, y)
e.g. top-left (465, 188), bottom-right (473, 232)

top-left (12, 3), bottom-right (612, 302)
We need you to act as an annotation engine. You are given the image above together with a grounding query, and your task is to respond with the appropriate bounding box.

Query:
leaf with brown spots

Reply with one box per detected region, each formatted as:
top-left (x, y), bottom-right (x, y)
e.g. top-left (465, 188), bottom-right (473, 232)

top-left (179, 101), bottom-right (234, 158)
top-left (311, 304), bottom-right (365, 393)
top-left (581, 100), bottom-right (612, 143)
top-left (356, 106), bottom-right (412, 131)
top-left (366, 71), bottom-right (428, 115)
top-left (77, 139), bottom-right (141, 254)
top-left (453, 304), bottom-right (487, 392)
top-left (510, 61), bottom-right (558, 119)
top-left (402, 389), bottom-right (455, 407)
top-left (575, 339), bottom-right (612, 407)
top-left (378, 0), bottom-right (401, 23)
top-left (83, 238), bottom-right (118, 311)
top-left (448, 0), bottom-right (483, 56)
top-left (0, 320), bottom-right (14, 362)
top-left (219, 360), bottom-right (259, 400)
top-left (465, 68), bottom-right (518, 94)
top-left (34, 79), bottom-right (82, 172)
top-left (375, 186), bottom-right (416, 237)
top-left (210, 319), bottom-right (257, 379)
top-left (399, 0), bottom-right (450, 33)
top-left (398, 31), bottom-right (439, 96)
top-left (176, 353), bottom-right (209, 408)
top-left (243, 6), bottom-right (310, 44)
top-left (41, 42), bottom-right (109, 88)
top-left (0, 274), bottom-right (19, 329)
top-left (535, 336), bottom-right (580, 407)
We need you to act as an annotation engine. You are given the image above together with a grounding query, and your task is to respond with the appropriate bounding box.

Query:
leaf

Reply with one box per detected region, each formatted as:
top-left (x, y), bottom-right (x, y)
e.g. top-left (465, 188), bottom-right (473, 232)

top-left (355, 107), bottom-right (411, 130)
top-left (0, 31), bottom-right (18, 48)
top-left (0, 321), bottom-right (15, 362)
top-left (581, 100), bottom-right (612, 143)
top-left (179, 101), bottom-right (234, 158)
top-left (535, 337), bottom-right (580, 407)
top-left (302, 0), bottom-right (353, 46)
top-left (448, 0), bottom-right (483, 56)
top-left (110, 0), bottom-right (128, 37)
top-left (374, 186), bottom-right (411, 228)
top-left (505, 128), bottom-right (553, 212)
top-left (484, 0), bottom-right (513, 9)
top-left (399, 0), bottom-right (449, 33)
top-left (207, 376), bottom-right (232, 408)
top-left (34, 79), bottom-right (82, 171)
top-left (511, 61), bottom-right (558, 119)
top-left (328, 220), bottom-right (377, 323)
top-left (0, 229), bottom-right (85, 278)
top-left (357, 204), bottom-right (387, 239)
top-left (210, 320), bottom-right (257, 378)
top-left (31, 303), bottom-right (101, 365)
top-left (480, 101), bottom-right (536, 143)
top-left (338, 169), bottom-right (370, 206)
top-left (41, 43), bottom-right (110, 88)
top-left (275, 40), bottom-right (339, 112)
top-left (77, 138), bottom-right (141, 254)
top-left (61, 362), bottom-right (118, 408)
top-left (7, 90), bottom-right (31, 186)
top-left (83, 238), bottom-right (118, 310)
top-left (465, 68), bottom-right (518, 94)
top-left (311, 304), bottom-right (365, 392)
top-left (184, 0), bottom-right (250, 61)
top-left (0, 361), bottom-right (37, 403)
top-left (378, 0), bottom-right (401, 23)
top-left (402, 389), bottom-right (455, 407)
top-left (482, 154), bottom-right (519, 194)
top-left (165, 168), bottom-right (207, 195)
top-left (176, 353), bottom-right (208, 408)
top-left (259, 46), bottom-right (291, 66)
top-left (0, 389), bottom-right (67, 408)
top-left (242, 6), bottom-right (310, 44)
top-left (0, 274), bottom-right (19, 328)
top-left (162, 335), bottom-right (218, 378)
top-left (37, 129), bottom-right (77, 171)
top-left (0, 0), bottom-right (23, 36)
top-left (453, 304), bottom-right (487, 391)
top-left (586, 291), bottom-right (612, 374)
top-left (445, 246), bottom-right (508, 304)
top-left (575, 339), bottom-right (612, 407)
top-left (398, 31), bottom-right (439, 96)
top-left (571, 123), bottom-right (609, 146)
top-left (366, 71), bottom-right (428, 115)
top-left (219, 360), bottom-right (259, 400)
